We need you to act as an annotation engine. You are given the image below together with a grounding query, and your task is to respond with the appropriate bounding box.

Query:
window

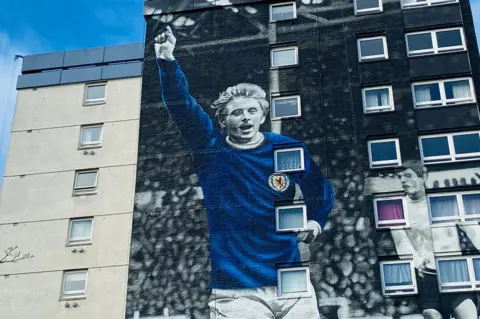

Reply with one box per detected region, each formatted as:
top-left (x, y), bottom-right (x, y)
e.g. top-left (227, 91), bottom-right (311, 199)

top-left (79, 124), bottom-right (103, 148)
top-left (271, 46), bottom-right (298, 68)
top-left (357, 37), bottom-right (388, 62)
top-left (401, 0), bottom-right (458, 9)
top-left (62, 270), bottom-right (88, 299)
top-left (270, 2), bottom-right (296, 22)
top-left (84, 83), bottom-right (106, 104)
top-left (406, 28), bottom-right (465, 57)
top-left (276, 204), bottom-right (307, 232)
top-left (380, 261), bottom-right (417, 295)
top-left (419, 131), bottom-right (480, 164)
top-left (68, 218), bottom-right (93, 245)
top-left (428, 191), bottom-right (480, 224)
top-left (354, 0), bottom-right (383, 14)
top-left (374, 196), bottom-right (408, 229)
top-left (437, 256), bottom-right (480, 292)
top-left (277, 267), bottom-right (310, 298)
top-left (274, 147), bottom-right (305, 172)
top-left (73, 170), bottom-right (99, 195)
top-left (368, 139), bottom-right (402, 168)
top-left (412, 78), bottom-right (475, 108)
top-left (362, 86), bottom-right (394, 113)
top-left (271, 95), bottom-right (301, 119)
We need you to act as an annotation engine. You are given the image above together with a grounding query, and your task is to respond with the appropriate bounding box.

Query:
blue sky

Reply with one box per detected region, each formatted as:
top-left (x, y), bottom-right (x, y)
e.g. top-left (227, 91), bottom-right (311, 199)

top-left (0, 0), bottom-right (480, 187)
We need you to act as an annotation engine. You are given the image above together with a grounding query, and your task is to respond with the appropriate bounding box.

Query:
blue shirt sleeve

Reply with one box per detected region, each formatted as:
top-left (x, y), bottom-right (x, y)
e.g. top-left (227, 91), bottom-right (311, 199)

top-left (157, 59), bottom-right (216, 150)
top-left (298, 149), bottom-right (334, 229)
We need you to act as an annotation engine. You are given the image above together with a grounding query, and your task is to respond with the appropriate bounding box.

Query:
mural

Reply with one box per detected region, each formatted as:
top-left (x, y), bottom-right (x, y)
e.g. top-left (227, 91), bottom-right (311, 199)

top-left (127, 1), bottom-right (480, 318)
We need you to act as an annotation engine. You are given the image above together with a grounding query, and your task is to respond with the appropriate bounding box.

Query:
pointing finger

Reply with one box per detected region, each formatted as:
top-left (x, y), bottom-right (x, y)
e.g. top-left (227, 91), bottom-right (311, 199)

top-left (166, 26), bottom-right (172, 34)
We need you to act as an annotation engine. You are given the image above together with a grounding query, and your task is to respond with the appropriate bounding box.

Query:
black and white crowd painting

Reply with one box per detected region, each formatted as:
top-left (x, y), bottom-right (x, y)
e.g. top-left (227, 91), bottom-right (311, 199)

top-left (126, 1), bottom-right (480, 318)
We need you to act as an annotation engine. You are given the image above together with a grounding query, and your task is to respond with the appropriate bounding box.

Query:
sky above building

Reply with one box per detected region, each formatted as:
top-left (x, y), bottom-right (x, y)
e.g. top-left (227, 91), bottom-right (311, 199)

top-left (0, 0), bottom-right (480, 187)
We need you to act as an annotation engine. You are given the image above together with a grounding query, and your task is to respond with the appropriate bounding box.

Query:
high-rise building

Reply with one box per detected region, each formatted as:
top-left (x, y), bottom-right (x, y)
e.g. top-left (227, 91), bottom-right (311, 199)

top-left (128, 0), bottom-right (480, 319)
top-left (2, 0), bottom-right (480, 318)
top-left (0, 43), bottom-right (143, 318)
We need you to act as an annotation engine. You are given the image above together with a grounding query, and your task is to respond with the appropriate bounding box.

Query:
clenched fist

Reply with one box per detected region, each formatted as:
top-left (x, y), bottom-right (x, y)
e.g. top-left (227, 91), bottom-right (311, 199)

top-left (154, 26), bottom-right (176, 61)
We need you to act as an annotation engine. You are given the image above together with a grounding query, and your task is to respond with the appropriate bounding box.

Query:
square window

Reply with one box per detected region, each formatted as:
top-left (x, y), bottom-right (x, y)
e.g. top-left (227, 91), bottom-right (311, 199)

top-left (380, 261), bottom-right (417, 295)
top-left (74, 170), bottom-right (98, 195)
top-left (277, 267), bottom-right (310, 298)
top-left (271, 95), bottom-right (301, 119)
top-left (357, 37), bottom-right (388, 62)
top-left (413, 83), bottom-right (442, 107)
top-left (374, 197), bottom-right (407, 228)
top-left (463, 194), bottom-right (480, 219)
top-left (406, 33), bottom-right (434, 55)
top-left (68, 218), bottom-right (93, 245)
top-left (274, 147), bottom-right (305, 172)
top-left (412, 78), bottom-right (474, 109)
top-left (271, 47), bottom-right (298, 68)
top-left (420, 131), bottom-right (480, 164)
top-left (420, 136), bottom-right (450, 161)
top-left (437, 259), bottom-right (471, 291)
top-left (362, 86), bottom-right (394, 113)
top-left (453, 133), bottom-right (480, 156)
top-left (276, 205), bottom-right (307, 232)
top-left (79, 125), bottom-right (103, 148)
top-left (84, 83), bottom-right (106, 104)
top-left (62, 270), bottom-right (88, 299)
top-left (355, 0), bottom-right (383, 14)
top-left (270, 2), bottom-right (296, 22)
top-left (444, 79), bottom-right (473, 104)
top-left (428, 195), bottom-right (460, 224)
top-left (406, 28), bottom-right (465, 56)
top-left (368, 139), bottom-right (401, 168)
top-left (437, 29), bottom-right (464, 50)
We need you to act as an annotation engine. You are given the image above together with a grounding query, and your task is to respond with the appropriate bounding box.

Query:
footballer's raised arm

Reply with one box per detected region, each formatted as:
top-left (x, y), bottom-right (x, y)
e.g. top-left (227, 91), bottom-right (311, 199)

top-left (155, 26), bottom-right (215, 150)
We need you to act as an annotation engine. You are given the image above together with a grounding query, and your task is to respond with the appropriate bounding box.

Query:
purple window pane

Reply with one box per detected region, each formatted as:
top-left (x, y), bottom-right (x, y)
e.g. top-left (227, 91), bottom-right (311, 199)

top-left (377, 199), bottom-right (404, 221)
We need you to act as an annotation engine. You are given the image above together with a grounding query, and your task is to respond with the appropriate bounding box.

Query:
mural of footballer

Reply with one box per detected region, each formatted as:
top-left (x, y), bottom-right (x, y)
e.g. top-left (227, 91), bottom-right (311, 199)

top-left (154, 26), bottom-right (334, 319)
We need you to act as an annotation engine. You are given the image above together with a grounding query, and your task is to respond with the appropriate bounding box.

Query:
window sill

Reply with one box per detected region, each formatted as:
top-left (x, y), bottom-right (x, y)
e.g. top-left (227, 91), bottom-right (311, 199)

top-left (414, 101), bottom-right (477, 111)
top-left (78, 144), bottom-right (102, 150)
top-left (354, 9), bottom-right (383, 16)
top-left (66, 241), bottom-right (92, 247)
top-left (422, 158), bottom-right (480, 166)
top-left (376, 226), bottom-right (410, 231)
top-left (277, 292), bottom-right (312, 300)
top-left (408, 49), bottom-right (467, 59)
top-left (383, 291), bottom-right (418, 297)
top-left (270, 18), bottom-right (297, 23)
top-left (270, 64), bottom-right (300, 70)
top-left (401, 1), bottom-right (459, 10)
top-left (359, 58), bottom-right (389, 64)
top-left (364, 109), bottom-right (396, 115)
top-left (271, 115), bottom-right (302, 121)
top-left (430, 221), bottom-right (480, 228)
top-left (72, 190), bottom-right (98, 197)
top-left (83, 101), bottom-right (106, 107)
top-left (369, 164), bottom-right (402, 170)
top-left (59, 295), bottom-right (86, 301)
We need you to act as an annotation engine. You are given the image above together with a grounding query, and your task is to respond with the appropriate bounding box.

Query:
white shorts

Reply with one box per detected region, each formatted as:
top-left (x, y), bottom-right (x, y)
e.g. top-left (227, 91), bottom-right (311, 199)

top-left (208, 283), bottom-right (320, 319)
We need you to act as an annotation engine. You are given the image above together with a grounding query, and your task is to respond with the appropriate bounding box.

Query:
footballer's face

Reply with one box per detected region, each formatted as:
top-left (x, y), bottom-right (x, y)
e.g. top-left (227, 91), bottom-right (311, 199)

top-left (221, 97), bottom-right (266, 144)
top-left (397, 168), bottom-right (423, 197)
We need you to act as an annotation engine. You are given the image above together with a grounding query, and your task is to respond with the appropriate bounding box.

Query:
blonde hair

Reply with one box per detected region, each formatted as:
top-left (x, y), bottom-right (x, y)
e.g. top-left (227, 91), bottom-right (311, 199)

top-left (211, 83), bottom-right (269, 123)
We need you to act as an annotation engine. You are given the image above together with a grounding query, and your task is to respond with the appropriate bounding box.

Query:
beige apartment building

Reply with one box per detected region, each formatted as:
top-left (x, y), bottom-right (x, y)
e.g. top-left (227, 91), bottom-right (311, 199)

top-left (0, 43), bottom-right (143, 318)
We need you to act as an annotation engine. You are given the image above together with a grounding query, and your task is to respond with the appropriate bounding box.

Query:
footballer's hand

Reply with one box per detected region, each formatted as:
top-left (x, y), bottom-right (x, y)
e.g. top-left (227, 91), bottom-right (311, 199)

top-left (296, 221), bottom-right (322, 244)
top-left (154, 26), bottom-right (176, 61)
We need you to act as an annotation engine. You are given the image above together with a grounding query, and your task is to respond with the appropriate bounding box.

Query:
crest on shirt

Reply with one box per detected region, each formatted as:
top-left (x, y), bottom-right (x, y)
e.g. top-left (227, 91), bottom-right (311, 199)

top-left (268, 173), bottom-right (290, 192)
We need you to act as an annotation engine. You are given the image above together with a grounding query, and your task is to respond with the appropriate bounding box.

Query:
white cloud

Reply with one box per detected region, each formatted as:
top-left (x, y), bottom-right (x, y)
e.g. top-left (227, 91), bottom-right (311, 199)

top-left (0, 30), bottom-right (49, 187)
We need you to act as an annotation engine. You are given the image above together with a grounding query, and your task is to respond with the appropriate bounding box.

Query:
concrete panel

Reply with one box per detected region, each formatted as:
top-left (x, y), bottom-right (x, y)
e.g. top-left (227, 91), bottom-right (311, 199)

top-left (60, 66), bottom-right (103, 84)
top-left (0, 266), bottom-right (128, 319)
top-left (432, 224), bottom-right (480, 254)
top-left (102, 62), bottom-right (143, 80)
top-left (0, 213), bottom-right (132, 275)
top-left (409, 52), bottom-right (471, 79)
top-left (16, 71), bottom-right (62, 89)
top-left (63, 47), bottom-right (105, 68)
top-left (21, 52), bottom-right (64, 73)
top-left (403, 4), bottom-right (462, 29)
top-left (415, 104), bottom-right (480, 131)
top-left (4, 120), bottom-right (138, 175)
top-left (103, 43), bottom-right (144, 63)
top-left (0, 165), bottom-right (137, 223)
top-left (12, 77), bottom-right (141, 131)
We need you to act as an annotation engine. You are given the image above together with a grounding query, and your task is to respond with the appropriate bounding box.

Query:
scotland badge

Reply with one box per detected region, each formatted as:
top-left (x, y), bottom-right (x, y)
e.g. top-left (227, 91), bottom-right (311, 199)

top-left (268, 173), bottom-right (290, 192)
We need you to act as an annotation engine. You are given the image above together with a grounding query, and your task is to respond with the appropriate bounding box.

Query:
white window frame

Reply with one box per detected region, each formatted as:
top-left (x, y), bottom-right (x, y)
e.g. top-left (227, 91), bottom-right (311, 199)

top-left (419, 131), bottom-right (480, 164)
top-left (277, 266), bottom-right (311, 298)
top-left (73, 170), bottom-right (99, 195)
top-left (79, 124), bottom-right (103, 149)
top-left (380, 260), bottom-right (418, 296)
top-left (84, 83), bottom-right (107, 105)
top-left (412, 77), bottom-right (475, 109)
top-left (436, 256), bottom-right (480, 292)
top-left (428, 191), bottom-right (480, 225)
top-left (368, 138), bottom-right (402, 169)
top-left (274, 147), bottom-right (305, 172)
top-left (354, 0), bottom-right (383, 15)
top-left (401, 0), bottom-right (458, 9)
top-left (406, 28), bottom-right (466, 57)
top-left (67, 218), bottom-right (94, 245)
top-left (275, 204), bottom-right (307, 232)
top-left (362, 86), bottom-right (394, 113)
top-left (357, 36), bottom-right (389, 62)
top-left (373, 196), bottom-right (409, 229)
top-left (61, 270), bottom-right (88, 299)
top-left (269, 2), bottom-right (297, 22)
top-left (271, 95), bottom-right (302, 120)
top-left (270, 46), bottom-right (299, 68)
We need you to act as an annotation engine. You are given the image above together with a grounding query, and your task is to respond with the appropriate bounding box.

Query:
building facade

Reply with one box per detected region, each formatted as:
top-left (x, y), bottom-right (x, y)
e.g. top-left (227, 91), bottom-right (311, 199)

top-left (0, 44), bottom-right (143, 318)
top-left (127, 0), bottom-right (480, 319)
